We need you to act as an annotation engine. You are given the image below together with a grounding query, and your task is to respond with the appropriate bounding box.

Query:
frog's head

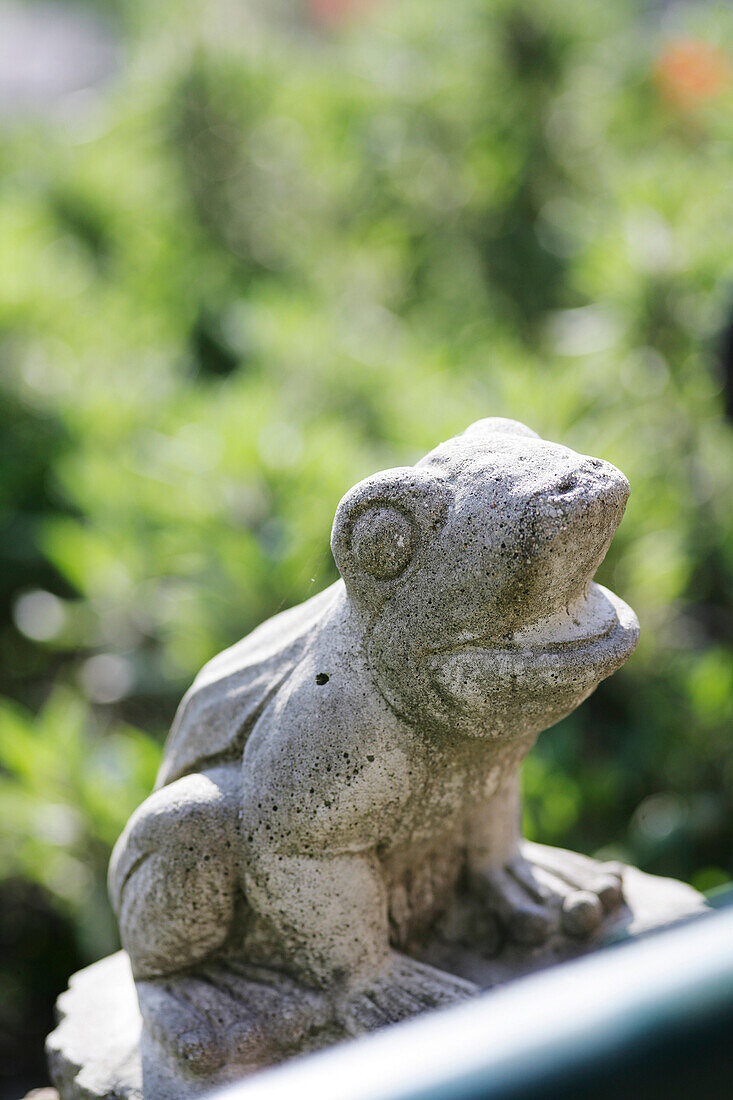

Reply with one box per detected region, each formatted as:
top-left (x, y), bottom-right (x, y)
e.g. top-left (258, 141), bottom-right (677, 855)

top-left (331, 418), bottom-right (639, 740)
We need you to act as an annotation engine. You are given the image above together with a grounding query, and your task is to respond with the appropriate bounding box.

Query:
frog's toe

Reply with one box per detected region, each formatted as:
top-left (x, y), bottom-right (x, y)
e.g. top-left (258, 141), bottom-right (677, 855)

top-left (342, 954), bottom-right (476, 1034)
top-left (137, 979), bottom-right (225, 1075)
top-left (560, 890), bottom-right (604, 936)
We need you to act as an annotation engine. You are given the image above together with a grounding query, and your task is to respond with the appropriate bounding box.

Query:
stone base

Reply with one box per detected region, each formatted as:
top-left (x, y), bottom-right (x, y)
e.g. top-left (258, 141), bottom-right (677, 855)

top-left (47, 865), bottom-right (706, 1100)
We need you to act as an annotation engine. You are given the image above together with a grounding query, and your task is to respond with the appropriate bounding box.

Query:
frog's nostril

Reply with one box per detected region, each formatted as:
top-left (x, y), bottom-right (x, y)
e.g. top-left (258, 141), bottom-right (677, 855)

top-left (556, 475), bottom-right (578, 494)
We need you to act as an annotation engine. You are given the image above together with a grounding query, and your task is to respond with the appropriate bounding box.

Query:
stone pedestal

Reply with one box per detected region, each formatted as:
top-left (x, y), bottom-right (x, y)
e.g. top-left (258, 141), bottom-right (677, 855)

top-left (47, 866), bottom-right (706, 1100)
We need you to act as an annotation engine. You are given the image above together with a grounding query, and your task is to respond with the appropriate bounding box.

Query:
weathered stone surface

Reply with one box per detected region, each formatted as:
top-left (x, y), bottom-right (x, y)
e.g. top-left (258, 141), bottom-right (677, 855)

top-left (47, 867), bottom-right (706, 1099)
top-left (47, 953), bottom-right (141, 1100)
top-left (49, 418), bottom-right (706, 1097)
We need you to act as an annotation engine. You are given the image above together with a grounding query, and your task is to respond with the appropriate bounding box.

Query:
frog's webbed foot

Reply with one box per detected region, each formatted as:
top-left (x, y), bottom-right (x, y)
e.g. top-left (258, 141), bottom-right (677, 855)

top-left (137, 976), bottom-right (232, 1076)
top-left (137, 962), bottom-right (331, 1076)
top-left (474, 841), bottom-right (625, 945)
top-left (341, 953), bottom-right (477, 1035)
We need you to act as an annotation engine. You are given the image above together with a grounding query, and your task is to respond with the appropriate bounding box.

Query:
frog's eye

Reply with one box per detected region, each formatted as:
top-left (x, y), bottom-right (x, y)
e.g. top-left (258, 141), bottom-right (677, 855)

top-left (350, 506), bottom-right (414, 580)
top-left (331, 465), bottom-right (452, 605)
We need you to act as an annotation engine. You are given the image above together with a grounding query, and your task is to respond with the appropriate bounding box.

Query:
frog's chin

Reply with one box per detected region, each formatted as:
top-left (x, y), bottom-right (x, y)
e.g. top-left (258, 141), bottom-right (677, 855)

top-left (426, 584), bottom-right (639, 739)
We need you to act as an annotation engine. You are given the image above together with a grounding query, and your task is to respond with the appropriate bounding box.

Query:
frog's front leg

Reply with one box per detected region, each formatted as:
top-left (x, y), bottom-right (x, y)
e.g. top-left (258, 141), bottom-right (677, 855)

top-left (244, 846), bottom-right (476, 1035)
top-left (466, 776), bottom-right (624, 944)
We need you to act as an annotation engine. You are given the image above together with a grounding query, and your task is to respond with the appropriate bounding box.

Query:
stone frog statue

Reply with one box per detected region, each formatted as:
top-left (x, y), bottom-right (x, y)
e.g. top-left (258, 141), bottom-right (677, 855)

top-left (109, 418), bottom-right (639, 1075)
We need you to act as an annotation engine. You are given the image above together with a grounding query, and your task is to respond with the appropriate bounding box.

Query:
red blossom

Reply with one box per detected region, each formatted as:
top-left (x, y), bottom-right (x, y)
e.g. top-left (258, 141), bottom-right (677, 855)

top-left (308, 0), bottom-right (381, 27)
top-left (655, 39), bottom-right (729, 111)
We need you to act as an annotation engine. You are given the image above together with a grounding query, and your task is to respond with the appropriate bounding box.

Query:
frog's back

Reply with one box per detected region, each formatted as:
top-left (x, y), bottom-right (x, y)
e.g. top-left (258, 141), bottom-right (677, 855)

top-left (156, 582), bottom-right (343, 788)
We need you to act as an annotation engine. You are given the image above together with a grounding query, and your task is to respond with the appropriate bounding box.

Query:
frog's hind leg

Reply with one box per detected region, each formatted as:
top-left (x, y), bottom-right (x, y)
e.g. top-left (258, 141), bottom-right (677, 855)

top-left (109, 764), bottom-right (243, 981)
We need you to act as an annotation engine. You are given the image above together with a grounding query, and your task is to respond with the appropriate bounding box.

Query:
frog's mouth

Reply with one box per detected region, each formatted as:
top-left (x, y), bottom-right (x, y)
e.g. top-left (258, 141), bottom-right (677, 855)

top-left (423, 582), bottom-right (639, 737)
top-left (439, 583), bottom-right (623, 658)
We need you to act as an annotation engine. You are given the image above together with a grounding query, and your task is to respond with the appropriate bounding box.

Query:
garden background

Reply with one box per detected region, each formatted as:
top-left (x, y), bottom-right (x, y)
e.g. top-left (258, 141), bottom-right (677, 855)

top-left (1, 0), bottom-right (732, 1094)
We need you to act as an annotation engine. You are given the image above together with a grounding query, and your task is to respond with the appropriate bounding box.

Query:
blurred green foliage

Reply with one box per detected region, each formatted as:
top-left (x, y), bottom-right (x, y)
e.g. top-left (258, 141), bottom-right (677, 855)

top-left (1, 0), bottom-right (732, 1013)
